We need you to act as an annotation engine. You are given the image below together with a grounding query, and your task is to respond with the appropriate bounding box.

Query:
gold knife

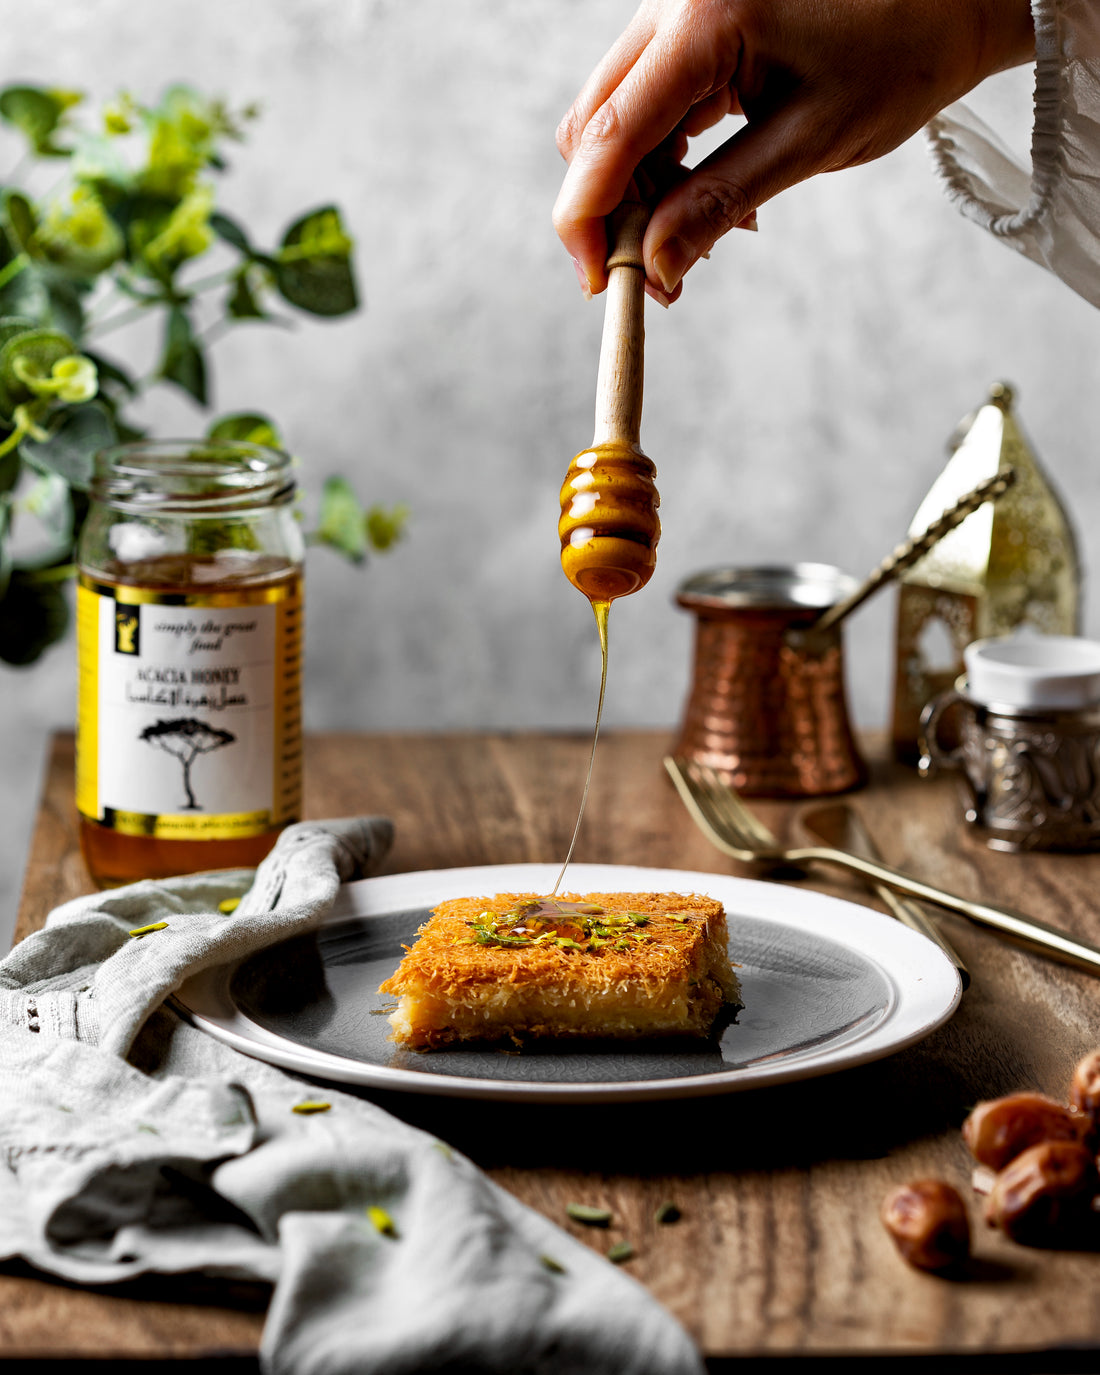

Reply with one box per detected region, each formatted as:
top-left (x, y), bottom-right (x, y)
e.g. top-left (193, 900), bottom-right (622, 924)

top-left (801, 802), bottom-right (970, 990)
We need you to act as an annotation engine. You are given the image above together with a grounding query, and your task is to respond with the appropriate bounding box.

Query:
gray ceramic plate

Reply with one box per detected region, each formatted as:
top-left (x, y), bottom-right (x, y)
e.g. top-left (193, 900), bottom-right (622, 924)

top-left (174, 863), bottom-right (962, 1102)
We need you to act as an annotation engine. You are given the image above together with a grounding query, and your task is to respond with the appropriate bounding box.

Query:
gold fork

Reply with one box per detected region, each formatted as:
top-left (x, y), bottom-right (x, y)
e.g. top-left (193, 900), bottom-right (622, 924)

top-left (664, 755), bottom-right (1100, 976)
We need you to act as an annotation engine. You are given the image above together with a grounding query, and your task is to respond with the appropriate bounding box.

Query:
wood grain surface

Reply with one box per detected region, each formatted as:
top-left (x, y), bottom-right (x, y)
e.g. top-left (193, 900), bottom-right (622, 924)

top-left (10, 730), bottom-right (1100, 1370)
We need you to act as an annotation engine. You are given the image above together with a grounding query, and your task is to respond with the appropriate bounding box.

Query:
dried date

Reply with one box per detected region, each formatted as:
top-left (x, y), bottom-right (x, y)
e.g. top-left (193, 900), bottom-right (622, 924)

top-left (961, 1092), bottom-right (1088, 1172)
top-left (881, 1179), bottom-right (971, 1271)
top-left (1069, 1050), bottom-right (1100, 1140)
top-left (984, 1140), bottom-right (1097, 1245)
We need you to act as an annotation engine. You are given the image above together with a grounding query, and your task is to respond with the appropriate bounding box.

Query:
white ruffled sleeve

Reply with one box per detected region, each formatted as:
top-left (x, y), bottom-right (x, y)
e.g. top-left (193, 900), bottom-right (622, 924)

top-left (926, 0), bottom-right (1100, 308)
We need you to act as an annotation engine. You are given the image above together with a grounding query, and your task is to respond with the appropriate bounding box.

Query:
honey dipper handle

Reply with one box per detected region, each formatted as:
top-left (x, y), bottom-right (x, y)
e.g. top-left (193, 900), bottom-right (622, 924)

top-left (592, 199), bottom-right (649, 447)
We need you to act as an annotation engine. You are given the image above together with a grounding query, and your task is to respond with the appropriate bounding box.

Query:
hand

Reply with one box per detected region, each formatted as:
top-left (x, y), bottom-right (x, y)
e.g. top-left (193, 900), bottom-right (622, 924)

top-left (554, 0), bottom-right (1036, 302)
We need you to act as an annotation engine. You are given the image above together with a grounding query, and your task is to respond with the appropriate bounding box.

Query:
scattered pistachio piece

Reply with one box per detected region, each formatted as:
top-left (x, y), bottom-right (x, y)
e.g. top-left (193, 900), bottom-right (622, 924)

top-left (566, 1202), bottom-right (613, 1227)
top-left (292, 1100), bottom-right (331, 1114)
top-left (433, 1140), bottom-right (454, 1160)
top-left (607, 1240), bottom-right (635, 1264)
top-left (218, 896), bottom-right (241, 914)
top-left (655, 1201), bottom-right (681, 1225)
top-left (540, 1253), bottom-right (566, 1274)
top-left (128, 921), bottom-right (168, 938)
top-left (367, 1205), bottom-right (398, 1237)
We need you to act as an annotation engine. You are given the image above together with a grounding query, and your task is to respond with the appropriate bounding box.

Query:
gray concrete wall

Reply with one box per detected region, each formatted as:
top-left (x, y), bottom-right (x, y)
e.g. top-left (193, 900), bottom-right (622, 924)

top-left (4, 0), bottom-right (1099, 944)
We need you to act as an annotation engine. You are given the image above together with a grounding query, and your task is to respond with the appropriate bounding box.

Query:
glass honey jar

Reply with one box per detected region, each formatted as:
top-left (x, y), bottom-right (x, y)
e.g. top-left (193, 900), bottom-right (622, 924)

top-left (76, 439), bottom-right (304, 886)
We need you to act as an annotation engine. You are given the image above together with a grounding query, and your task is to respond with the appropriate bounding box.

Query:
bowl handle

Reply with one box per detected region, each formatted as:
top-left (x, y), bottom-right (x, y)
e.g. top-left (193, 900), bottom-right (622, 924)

top-left (918, 688), bottom-right (971, 777)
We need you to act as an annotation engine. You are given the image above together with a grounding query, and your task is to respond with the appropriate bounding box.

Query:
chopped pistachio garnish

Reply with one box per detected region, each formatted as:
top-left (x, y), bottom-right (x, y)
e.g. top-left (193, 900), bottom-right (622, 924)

top-left (292, 1100), bottom-right (331, 1114)
top-left (540, 1253), bottom-right (566, 1274)
top-left (128, 921), bottom-right (168, 938)
top-left (607, 1240), bottom-right (635, 1264)
top-left (433, 1140), bottom-right (454, 1160)
top-left (217, 896), bottom-right (241, 914)
top-left (367, 1205), bottom-right (398, 1237)
top-left (566, 1202), bottom-right (613, 1227)
top-left (461, 901), bottom-right (659, 951)
top-left (655, 1201), bottom-right (682, 1225)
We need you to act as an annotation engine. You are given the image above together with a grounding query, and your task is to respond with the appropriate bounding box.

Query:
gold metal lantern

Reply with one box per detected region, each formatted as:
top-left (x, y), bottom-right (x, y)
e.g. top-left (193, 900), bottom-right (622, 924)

top-left (891, 383), bottom-right (1081, 762)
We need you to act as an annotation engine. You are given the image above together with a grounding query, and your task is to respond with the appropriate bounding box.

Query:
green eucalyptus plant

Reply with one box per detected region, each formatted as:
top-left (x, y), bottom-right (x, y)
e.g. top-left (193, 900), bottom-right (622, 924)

top-left (0, 83), bottom-right (406, 666)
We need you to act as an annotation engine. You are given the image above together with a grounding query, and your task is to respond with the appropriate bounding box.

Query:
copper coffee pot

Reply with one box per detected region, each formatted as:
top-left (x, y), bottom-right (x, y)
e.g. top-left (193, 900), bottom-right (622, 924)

top-left (673, 564), bottom-right (866, 797)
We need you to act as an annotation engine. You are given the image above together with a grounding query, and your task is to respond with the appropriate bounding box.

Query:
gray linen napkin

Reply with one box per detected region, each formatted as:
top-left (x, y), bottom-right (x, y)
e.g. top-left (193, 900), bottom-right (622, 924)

top-left (0, 819), bottom-right (704, 1375)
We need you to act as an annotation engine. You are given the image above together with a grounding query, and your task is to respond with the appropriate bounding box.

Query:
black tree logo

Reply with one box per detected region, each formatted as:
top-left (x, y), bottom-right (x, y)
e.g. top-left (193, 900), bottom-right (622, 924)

top-left (139, 717), bottom-right (237, 811)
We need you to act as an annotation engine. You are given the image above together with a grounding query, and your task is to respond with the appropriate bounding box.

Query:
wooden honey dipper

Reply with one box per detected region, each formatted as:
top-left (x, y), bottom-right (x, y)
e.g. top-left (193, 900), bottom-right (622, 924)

top-left (558, 197), bottom-right (661, 604)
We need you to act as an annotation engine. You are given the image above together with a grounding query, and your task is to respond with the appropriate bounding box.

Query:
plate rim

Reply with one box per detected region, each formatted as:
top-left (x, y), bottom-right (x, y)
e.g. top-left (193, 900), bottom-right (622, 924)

top-left (174, 862), bottom-right (963, 1102)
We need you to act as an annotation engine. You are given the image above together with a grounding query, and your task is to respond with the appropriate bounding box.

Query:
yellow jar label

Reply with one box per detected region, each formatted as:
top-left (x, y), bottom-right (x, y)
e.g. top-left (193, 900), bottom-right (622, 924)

top-left (76, 577), bottom-right (302, 839)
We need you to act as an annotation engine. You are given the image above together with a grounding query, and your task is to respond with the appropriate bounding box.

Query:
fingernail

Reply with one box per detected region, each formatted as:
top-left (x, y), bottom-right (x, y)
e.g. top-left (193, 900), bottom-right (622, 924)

top-left (644, 282), bottom-right (672, 309)
top-left (738, 211), bottom-right (758, 233)
top-left (652, 236), bottom-right (694, 294)
top-left (571, 257), bottom-right (593, 300)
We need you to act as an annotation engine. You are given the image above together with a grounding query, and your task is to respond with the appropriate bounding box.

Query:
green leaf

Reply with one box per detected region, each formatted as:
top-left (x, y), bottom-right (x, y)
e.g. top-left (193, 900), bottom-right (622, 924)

top-left (0, 317), bottom-right (37, 351)
top-left (211, 211), bottom-right (253, 256)
top-left (36, 187), bottom-right (125, 278)
top-left (0, 327), bottom-right (75, 417)
top-left (2, 191), bottom-right (39, 257)
top-left (0, 86), bottom-right (77, 157)
top-left (275, 205), bottom-right (358, 317)
top-left (99, 190), bottom-right (177, 260)
top-left (314, 475), bottom-right (366, 562)
top-left (0, 445), bottom-right (20, 495)
top-left (70, 130), bottom-right (132, 189)
top-left (19, 401), bottom-right (116, 490)
top-left (139, 185), bottom-right (215, 281)
top-left (46, 279), bottom-right (86, 339)
top-left (159, 306), bottom-right (207, 405)
top-left (226, 267), bottom-right (267, 320)
top-left (0, 260), bottom-right (49, 324)
top-left (365, 502), bottom-right (409, 552)
top-left (82, 349), bottom-right (137, 401)
top-left (207, 412), bottom-right (282, 448)
top-left (0, 568), bottom-right (70, 665)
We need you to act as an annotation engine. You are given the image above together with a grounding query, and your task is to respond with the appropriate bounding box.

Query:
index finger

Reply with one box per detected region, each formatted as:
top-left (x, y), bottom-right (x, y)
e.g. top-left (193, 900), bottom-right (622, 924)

top-left (556, 8), bottom-right (656, 163)
top-left (554, 27), bottom-right (739, 291)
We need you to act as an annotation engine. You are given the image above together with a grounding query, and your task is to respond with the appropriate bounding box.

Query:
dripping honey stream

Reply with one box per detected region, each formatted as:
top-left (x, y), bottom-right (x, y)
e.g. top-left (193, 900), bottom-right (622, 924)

top-left (553, 197), bottom-right (660, 893)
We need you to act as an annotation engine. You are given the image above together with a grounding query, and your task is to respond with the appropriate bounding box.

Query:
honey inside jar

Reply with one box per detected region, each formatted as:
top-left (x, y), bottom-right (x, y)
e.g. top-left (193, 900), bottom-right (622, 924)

top-left (76, 441), bottom-right (303, 887)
